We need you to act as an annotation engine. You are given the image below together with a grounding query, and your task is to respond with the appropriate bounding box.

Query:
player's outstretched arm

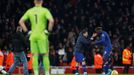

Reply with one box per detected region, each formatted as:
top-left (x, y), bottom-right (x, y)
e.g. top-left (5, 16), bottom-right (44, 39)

top-left (19, 19), bottom-right (28, 32)
top-left (90, 33), bottom-right (97, 40)
top-left (95, 34), bottom-right (105, 45)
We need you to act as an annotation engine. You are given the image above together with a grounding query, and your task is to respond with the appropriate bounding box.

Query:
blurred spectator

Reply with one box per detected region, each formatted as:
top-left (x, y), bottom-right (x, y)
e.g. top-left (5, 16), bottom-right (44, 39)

top-left (49, 45), bottom-right (59, 66)
top-left (57, 43), bottom-right (66, 65)
top-left (0, 0), bottom-right (133, 66)
top-left (66, 47), bottom-right (74, 64)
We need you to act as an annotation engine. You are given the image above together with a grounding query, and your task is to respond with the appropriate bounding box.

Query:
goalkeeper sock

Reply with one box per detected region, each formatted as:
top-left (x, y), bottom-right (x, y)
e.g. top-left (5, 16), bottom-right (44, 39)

top-left (34, 70), bottom-right (39, 75)
top-left (45, 70), bottom-right (50, 75)
top-left (43, 56), bottom-right (50, 75)
top-left (33, 55), bottom-right (39, 75)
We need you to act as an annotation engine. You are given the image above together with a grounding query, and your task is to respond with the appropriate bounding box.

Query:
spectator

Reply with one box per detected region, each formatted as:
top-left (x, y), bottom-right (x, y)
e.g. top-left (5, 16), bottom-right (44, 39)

top-left (66, 47), bottom-right (74, 64)
top-left (0, 0), bottom-right (134, 66)
top-left (49, 46), bottom-right (59, 66)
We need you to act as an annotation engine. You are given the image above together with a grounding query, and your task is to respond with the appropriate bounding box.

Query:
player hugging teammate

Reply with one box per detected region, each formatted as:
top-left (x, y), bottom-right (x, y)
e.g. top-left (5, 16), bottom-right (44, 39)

top-left (74, 28), bottom-right (91, 75)
top-left (91, 27), bottom-right (117, 75)
top-left (74, 27), bottom-right (118, 75)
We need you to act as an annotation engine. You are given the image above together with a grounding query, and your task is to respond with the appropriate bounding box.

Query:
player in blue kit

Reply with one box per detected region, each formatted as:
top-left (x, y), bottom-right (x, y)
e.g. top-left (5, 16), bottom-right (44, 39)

top-left (74, 28), bottom-right (91, 75)
top-left (91, 27), bottom-right (112, 75)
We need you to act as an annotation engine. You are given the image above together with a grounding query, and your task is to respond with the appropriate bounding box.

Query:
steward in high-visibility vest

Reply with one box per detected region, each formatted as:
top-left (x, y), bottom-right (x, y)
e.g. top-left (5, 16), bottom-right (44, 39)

top-left (94, 53), bottom-right (103, 73)
top-left (94, 54), bottom-right (103, 69)
top-left (70, 57), bottom-right (77, 71)
top-left (122, 48), bottom-right (132, 65)
top-left (70, 56), bottom-right (80, 73)
top-left (122, 43), bottom-right (132, 73)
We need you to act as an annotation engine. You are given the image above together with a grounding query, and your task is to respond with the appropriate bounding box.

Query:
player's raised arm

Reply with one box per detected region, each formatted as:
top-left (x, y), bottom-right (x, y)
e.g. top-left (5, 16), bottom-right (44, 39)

top-left (93, 27), bottom-right (105, 45)
top-left (95, 34), bottom-right (105, 45)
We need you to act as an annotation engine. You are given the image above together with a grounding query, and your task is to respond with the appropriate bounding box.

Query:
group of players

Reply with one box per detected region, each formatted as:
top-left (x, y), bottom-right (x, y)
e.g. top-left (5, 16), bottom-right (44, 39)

top-left (0, 0), bottom-right (118, 75)
top-left (73, 27), bottom-right (117, 75)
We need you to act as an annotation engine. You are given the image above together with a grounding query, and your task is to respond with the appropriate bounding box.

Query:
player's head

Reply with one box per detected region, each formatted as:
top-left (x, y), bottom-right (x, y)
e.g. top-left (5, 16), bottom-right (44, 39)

top-left (34, 0), bottom-right (43, 6)
top-left (16, 26), bottom-right (22, 32)
top-left (95, 27), bottom-right (103, 34)
top-left (111, 70), bottom-right (118, 75)
top-left (82, 28), bottom-right (88, 38)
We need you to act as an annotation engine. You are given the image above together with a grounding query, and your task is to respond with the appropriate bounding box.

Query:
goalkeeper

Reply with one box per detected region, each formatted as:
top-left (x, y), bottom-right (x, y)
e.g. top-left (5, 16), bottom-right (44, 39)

top-left (19, 0), bottom-right (54, 75)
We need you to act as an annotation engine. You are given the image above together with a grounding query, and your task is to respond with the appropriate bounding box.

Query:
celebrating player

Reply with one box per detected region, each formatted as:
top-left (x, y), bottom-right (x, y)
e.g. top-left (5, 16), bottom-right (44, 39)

top-left (91, 27), bottom-right (112, 75)
top-left (74, 28), bottom-right (91, 75)
top-left (19, 0), bottom-right (54, 75)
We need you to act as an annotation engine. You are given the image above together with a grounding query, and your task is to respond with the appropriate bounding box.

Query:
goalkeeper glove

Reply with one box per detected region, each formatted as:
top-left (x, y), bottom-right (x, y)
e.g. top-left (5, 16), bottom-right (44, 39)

top-left (44, 30), bottom-right (49, 35)
top-left (28, 31), bottom-right (31, 35)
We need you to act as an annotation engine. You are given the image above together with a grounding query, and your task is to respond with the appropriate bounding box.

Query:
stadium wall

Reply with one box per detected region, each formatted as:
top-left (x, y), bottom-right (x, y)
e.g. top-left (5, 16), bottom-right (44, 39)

top-left (10, 66), bottom-right (134, 74)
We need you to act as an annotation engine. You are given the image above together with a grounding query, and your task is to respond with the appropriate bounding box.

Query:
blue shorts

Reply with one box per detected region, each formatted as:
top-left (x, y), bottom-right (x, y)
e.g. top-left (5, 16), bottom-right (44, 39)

top-left (103, 48), bottom-right (111, 62)
top-left (75, 52), bottom-right (85, 63)
top-left (103, 48), bottom-right (112, 66)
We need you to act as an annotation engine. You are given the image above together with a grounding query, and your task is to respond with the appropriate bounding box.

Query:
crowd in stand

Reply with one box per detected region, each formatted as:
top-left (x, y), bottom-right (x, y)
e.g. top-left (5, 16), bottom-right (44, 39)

top-left (0, 0), bottom-right (134, 66)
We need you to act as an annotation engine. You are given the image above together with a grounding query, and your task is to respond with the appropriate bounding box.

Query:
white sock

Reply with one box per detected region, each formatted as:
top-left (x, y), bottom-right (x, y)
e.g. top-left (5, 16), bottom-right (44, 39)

top-left (45, 71), bottom-right (50, 75)
top-left (1, 70), bottom-right (7, 74)
top-left (34, 70), bottom-right (39, 75)
top-left (102, 72), bottom-right (105, 74)
top-left (84, 72), bottom-right (87, 74)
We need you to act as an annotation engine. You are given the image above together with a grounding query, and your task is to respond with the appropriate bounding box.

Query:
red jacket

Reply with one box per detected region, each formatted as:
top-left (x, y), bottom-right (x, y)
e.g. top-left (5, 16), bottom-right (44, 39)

top-left (0, 50), bottom-right (4, 66)
top-left (27, 53), bottom-right (32, 70)
top-left (70, 57), bottom-right (80, 70)
top-left (6, 52), bottom-right (14, 69)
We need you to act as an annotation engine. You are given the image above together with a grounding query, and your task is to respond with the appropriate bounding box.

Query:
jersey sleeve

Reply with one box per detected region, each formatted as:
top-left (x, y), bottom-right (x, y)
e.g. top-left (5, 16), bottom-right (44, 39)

top-left (21, 10), bottom-right (29, 21)
top-left (45, 9), bottom-right (53, 20)
top-left (95, 33), bottom-right (105, 45)
top-left (81, 36), bottom-right (91, 44)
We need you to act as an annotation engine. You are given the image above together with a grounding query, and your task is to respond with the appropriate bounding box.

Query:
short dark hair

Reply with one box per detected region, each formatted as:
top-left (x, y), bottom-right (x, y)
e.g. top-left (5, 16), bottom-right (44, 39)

top-left (35, 0), bottom-right (43, 2)
top-left (82, 28), bottom-right (88, 34)
top-left (95, 27), bottom-right (102, 32)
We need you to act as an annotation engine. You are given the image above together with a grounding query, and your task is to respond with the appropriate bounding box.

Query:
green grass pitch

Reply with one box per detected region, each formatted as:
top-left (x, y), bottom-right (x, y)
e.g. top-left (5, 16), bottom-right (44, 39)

top-left (0, 74), bottom-right (134, 75)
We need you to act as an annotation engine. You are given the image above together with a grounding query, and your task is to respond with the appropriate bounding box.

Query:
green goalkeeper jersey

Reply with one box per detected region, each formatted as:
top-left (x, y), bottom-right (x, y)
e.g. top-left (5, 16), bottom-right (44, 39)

top-left (21, 6), bottom-right (53, 40)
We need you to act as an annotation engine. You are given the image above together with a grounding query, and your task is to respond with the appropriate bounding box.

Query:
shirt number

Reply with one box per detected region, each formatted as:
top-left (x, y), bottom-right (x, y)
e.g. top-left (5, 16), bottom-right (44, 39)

top-left (35, 14), bottom-right (38, 24)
